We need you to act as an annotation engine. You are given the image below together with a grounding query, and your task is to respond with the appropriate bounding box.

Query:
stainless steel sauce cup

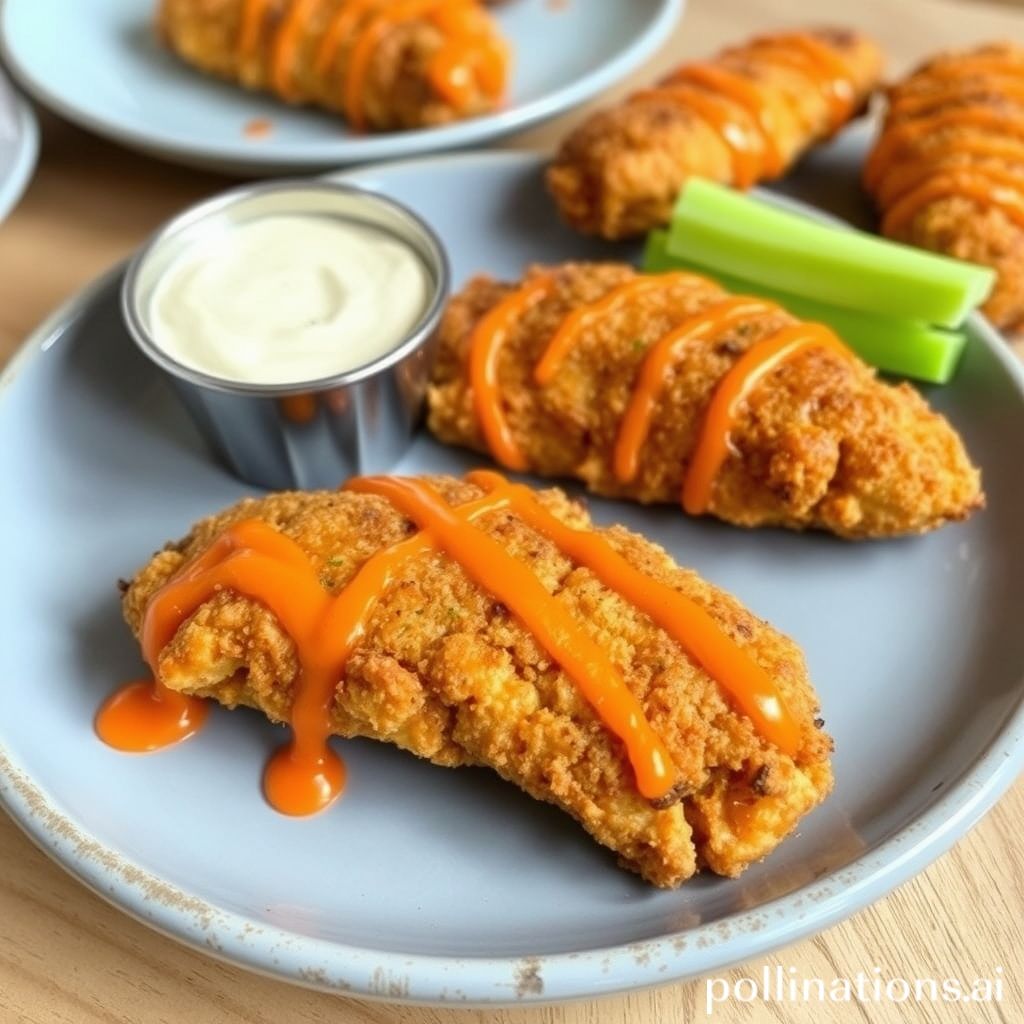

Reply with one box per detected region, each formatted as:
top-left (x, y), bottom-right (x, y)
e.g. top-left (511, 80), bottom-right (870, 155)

top-left (122, 180), bottom-right (450, 490)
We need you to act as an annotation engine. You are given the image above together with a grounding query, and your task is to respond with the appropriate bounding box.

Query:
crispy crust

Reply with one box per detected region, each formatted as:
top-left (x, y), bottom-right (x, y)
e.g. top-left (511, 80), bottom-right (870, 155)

top-left (427, 263), bottom-right (984, 538)
top-left (864, 42), bottom-right (1024, 333)
top-left (122, 477), bottom-right (833, 887)
top-left (157, 0), bottom-right (505, 131)
top-left (547, 28), bottom-right (884, 239)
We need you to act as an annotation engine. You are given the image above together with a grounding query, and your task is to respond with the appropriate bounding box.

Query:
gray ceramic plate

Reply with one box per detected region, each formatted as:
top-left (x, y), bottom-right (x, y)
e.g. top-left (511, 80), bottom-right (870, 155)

top-left (0, 64), bottom-right (37, 221)
top-left (1, 150), bottom-right (1023, 1006)
top-left (0, 0), bottom-right (682, 174)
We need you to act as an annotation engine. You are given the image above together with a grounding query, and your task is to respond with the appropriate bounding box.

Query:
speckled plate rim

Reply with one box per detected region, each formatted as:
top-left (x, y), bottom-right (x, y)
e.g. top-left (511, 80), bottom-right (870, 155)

top-left (2, 155), bottom-right (1024, 1005)
top-left (0, 64), bottom-right (38, 222)
top-left (0, 0), bottom-right (683, 172)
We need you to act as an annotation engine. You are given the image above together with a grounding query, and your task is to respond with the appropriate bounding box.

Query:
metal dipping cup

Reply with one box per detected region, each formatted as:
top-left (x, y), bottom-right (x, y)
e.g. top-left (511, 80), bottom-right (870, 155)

top-left (122, 180), bottom-right (450, 490)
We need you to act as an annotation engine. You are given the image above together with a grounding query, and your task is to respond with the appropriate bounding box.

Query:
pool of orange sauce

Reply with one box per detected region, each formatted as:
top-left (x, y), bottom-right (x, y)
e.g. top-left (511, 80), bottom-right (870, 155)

top-left (96, 472), bottom-right (805, 814)
top-left (243, 117), bottom-right (274, 139)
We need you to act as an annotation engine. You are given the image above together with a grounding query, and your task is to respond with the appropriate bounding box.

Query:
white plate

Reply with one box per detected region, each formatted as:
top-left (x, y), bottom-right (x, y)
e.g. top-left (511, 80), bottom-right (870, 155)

top-left (0, 64), bottom-right (37, 221)
top-left (0, 0), bottom-right (682, 174)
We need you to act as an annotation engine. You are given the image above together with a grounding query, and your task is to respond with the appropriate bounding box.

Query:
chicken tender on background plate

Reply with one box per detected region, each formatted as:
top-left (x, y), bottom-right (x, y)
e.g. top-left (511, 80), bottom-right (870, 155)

top-left (548, 27), bottom-right (884, 239)
top-left (157, 0), bottom-right (509, 132)
top-left (864, 42), bottom-right (1024, 333)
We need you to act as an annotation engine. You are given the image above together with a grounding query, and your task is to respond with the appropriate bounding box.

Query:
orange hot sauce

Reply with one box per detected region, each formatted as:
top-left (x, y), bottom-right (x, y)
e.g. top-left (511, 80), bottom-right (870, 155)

top-left (613, 297), bottom-right (778, 484)
top-left (912, 55), bottom-right (1024, 83)
top-left (346, 475), bottom-right (682, 799)
top-left (864, 107), bottom-right (1024, 191)
top-left (97, 495), bottom-right (509, 815)
top-left (270, 0), bottom-right (323, 98)
top-left (682, 324), bottom-right (850, 515)
top-left (466, 272), bottom-right (852, 520)
top-left (630, 85), bottom-right (765, 189)
top-left (873, 138), bottom-right (1024, 206)
top-left (745, 33), bottom-right (856, 130)
top-left (245, 0), bottom-right (506, 130)
top-left (343, 0), bottom-right (505, 130)
top-left (238, 0), bottom-right (274, 63)
top-left (534, 272), bottom-right (710, 386)
top-left (314, 0), bottom-right (382, 74)
top-left (888, 77), bottom-right (1024, 119)
top-left (97, 470), bottom-right (808, 807)
top-left (468, 274), bottom-right (555, 471)
top-left (669, 64), bottom-right (784, 177)
top-left (243, 117), bottom-right (275, 139)
top-left (428, 4), bottom-right (509, 110)
top-left (466, 470), bottom-right (802, 757)
top-left (882, 170), bottom-right (1024, 234)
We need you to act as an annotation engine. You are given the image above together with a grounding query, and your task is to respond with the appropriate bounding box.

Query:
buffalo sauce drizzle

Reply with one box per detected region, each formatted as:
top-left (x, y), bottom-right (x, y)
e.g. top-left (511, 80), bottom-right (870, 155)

top-left (96, 472), bottom-right (806, 807)
top-left (869, 53), bottom-right (1024, 231)
top-left (98, 491), bottom-right (508, 812)
top-left (471, 273), bottom-right (852, 517)
top-left (629, 85), bottom-right (765, 189)
top-left (633, 33), bottom-right (856, 188)
top-left (744, 33), bottom-right (856, 130)
top-left (668, 63), bottom-right (785, 178)
top-left (464, 470), bottom-right (802, 757)
top-left (297, 0), bottom-right (506, 130)
top-left (468, 274), bottom-right (555, 471)
top-left (613, 297), bottom-right (778, 485)
top-left (681, 324), bottom-right (850, 514)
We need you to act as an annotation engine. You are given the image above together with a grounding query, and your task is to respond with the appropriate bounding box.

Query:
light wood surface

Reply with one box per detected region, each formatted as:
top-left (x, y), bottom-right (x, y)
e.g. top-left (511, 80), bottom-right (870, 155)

top-left (2, 1), bottom-right (1023, 1021)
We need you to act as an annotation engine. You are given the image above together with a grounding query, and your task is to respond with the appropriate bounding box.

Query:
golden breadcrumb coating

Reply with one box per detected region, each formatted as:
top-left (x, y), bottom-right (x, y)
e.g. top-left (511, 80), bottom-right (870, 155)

top-left (122, 477), bottom-right (833, 887)
top-left (427, 264), bottom-right (984, 539)
top-left (547, 28), bottom-right (884, 239)
top-left (157, 0), bottom-right (506, 131)
top-left (864, 42), bottom-right (1024, 333)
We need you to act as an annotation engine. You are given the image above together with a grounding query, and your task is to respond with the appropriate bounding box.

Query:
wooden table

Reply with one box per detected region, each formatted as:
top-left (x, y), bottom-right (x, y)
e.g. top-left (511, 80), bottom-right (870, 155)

top-left (2, 1), bottom-right (1023, 1021)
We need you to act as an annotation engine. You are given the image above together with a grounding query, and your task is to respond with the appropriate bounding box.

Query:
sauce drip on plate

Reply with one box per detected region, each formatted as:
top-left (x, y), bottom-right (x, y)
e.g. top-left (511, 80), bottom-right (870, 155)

top-left (97, 472), bottom-right (805, 810)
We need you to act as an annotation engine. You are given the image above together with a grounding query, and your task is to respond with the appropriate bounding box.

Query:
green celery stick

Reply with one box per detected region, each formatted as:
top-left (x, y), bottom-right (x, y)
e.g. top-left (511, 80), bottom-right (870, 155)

top-left (667, 178), bottom-right (995, 328)
top-left (643, 229), bottom-right (966, 385)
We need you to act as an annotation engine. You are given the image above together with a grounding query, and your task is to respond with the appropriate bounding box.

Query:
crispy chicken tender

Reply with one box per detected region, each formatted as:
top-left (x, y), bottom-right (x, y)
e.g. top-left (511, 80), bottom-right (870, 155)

top-left (427, 264), bottom-right (983, 539)
top-left (864, 43), bottom-right (1024, 332)
top-left (122, 477), bottom-right (833, 887)
top-left (547, 28), bottom-right (884, 239)
top-left (157, 0), bottom-right (507, 131)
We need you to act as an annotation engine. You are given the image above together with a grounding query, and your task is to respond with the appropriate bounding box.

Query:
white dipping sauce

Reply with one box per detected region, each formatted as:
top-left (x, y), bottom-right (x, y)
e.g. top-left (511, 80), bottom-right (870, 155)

top-left (149, 214), bottom-right (431, 385)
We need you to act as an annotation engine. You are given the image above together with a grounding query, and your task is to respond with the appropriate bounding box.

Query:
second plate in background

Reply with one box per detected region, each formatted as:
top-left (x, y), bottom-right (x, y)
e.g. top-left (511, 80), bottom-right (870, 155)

top-left (0, 0), bottom-right (683, 174)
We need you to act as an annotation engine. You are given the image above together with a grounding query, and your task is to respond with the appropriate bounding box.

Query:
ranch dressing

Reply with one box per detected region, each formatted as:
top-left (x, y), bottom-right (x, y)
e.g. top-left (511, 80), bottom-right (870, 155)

top-left (149, 215), bottom-right (431, 386)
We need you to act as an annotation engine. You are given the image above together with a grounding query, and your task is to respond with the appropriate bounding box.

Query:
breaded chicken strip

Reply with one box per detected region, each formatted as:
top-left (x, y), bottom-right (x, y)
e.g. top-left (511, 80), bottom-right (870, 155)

top-left (427, 264), bottom-right (983, 538)
top-left (121, 476), bottom-right (833, 887)
top-left (864, 43), bottom-right (1024, 332)
top-left (157, 0), bottom-right (508, 131)
top-left (547, 28), bottom-right (884, 239)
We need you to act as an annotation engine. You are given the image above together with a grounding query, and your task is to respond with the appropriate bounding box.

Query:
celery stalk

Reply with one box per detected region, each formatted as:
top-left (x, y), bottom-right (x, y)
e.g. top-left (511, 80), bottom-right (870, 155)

top-left (668, 179), bottom-right (995, 328)
top-left (643, 230), bottom-right (966, 385)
